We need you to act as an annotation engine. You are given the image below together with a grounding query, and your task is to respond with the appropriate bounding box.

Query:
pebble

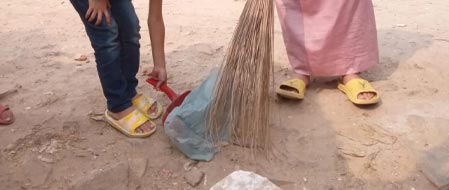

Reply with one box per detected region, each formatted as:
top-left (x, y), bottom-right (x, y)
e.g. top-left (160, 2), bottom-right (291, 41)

top-left (184, 168), bottom-right (205, 187)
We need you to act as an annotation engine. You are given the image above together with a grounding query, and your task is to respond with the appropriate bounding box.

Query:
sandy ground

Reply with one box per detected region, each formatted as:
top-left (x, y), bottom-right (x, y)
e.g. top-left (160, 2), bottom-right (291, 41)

top-left (1, 0), bottom-right (449, 189)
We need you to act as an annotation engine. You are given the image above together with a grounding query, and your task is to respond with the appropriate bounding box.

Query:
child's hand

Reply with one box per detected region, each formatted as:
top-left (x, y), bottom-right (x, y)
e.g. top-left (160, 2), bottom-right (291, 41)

top-left (85, 0), bottom-right (112, 26)
top-left (142, 66), bottom-right (167, 90)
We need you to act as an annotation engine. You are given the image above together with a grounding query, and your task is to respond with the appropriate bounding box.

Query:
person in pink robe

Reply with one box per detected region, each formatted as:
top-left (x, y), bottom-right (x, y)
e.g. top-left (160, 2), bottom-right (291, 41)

top-left (275, 0), bottom-right (380, 105)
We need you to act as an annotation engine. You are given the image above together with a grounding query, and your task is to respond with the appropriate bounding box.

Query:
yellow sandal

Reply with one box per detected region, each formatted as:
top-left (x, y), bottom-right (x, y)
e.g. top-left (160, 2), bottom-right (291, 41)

top-left (276, 79), bottom-right (306, 100)
top-left (132, 94), bottom-right (163, 120)
top-left (337, 79), bottom-right (380, 105)
top-left (104, 109), bottom-right (156, 138)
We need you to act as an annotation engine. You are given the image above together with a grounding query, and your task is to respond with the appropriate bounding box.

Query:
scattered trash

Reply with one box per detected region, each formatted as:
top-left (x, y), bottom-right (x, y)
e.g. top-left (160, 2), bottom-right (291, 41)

top-left (74, 54), bottom-right (88, 61)
top-left (39, 139), bottom-right (60, 154)
top-left (338, 146), bottom-right (366, 158)
top-left (210, 170), bottom-right (281, 190)
top-left (37, 155), bottom-right (54, 163)
top-left (89, 112), bottom-right (104, 122)
top-left (160, 168), bottom-right (173, 179)
top-left (183, 160), bottom-right (199, 171)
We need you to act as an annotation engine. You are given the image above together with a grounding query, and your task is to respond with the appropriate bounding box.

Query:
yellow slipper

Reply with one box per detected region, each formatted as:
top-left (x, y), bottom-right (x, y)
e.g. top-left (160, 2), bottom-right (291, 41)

top-left (132, 94), bottom-right (163, 120)
top-left (337, 79), bottom-right (380, 105)
top-left (104, 109), bottom-right (156, 138)
top-left (276, 79), bottom-right (306, 100)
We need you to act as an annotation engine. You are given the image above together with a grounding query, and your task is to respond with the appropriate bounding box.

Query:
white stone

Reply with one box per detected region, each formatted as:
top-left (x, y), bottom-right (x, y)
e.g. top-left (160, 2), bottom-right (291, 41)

top-left (210, 170), bottom-right (281, 190)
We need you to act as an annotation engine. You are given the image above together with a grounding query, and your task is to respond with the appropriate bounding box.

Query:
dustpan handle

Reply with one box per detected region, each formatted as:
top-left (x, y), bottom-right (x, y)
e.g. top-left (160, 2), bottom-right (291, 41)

top-left (146, 78), bottom-right (178, 101)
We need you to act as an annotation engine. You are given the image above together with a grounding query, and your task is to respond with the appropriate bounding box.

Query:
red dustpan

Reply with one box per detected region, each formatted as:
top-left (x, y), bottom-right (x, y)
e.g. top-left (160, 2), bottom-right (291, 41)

top-left (146, 78), bottom-right (191, 124)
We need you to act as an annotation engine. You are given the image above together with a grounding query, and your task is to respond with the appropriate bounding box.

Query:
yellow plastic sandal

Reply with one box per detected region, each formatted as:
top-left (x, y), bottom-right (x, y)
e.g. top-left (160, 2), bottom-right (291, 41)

top-left (132, 94), bottom-right (163, 120)
top-left (337, 79), bottom-right (380, 105)
top-left (104, 109), bottom-right (156, 138)
top-left (276, 79), bottom-right (306, 100)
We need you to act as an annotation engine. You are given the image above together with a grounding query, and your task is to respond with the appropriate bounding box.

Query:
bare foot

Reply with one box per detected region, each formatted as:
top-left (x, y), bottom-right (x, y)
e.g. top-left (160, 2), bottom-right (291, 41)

top-left (342, 74), bottom-right (376, 100)
top-left (108, 106), bottom-right (155, 133)
top-left (133, 95), bottom-right (159, 117)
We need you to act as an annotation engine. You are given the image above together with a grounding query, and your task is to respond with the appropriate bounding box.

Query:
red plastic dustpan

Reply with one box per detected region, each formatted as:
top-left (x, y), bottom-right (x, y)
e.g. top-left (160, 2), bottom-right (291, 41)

top-left (146, 78), bottom-right (191, 125)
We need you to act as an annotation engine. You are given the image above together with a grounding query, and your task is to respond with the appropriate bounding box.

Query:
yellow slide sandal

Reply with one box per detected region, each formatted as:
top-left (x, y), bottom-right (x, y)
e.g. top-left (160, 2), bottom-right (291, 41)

top-left (337, 79), bottom-right (380, 105)
top-left (132, 94), bottom-right (163, 120)
top-left (104, 109), bottom-right (156, 138)
top-left (276, 79), bottom-right (306, 100)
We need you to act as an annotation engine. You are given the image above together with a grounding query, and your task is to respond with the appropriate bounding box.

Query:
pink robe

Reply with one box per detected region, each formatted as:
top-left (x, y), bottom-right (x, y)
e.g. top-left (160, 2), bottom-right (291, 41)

top-left (275, 0), bottom-right (379, 77)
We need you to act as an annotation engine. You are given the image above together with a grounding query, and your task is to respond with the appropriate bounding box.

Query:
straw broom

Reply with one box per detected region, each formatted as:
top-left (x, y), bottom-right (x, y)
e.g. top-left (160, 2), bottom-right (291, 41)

top-left (208, 0), bottom-right (274, 151)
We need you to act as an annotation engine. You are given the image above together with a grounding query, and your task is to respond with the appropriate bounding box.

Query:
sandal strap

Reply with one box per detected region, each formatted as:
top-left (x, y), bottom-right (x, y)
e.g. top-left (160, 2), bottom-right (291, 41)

top-left (132, 95), bottom-right (155, 113)
top-left (116, 110), bottom-right (149, 133)
top-left (345, 79), bottom-right (378, 96)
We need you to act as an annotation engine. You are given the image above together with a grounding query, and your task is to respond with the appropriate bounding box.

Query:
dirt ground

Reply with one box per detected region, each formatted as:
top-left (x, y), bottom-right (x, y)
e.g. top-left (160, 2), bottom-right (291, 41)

top-left (1, 0), bottom-right (449, 189)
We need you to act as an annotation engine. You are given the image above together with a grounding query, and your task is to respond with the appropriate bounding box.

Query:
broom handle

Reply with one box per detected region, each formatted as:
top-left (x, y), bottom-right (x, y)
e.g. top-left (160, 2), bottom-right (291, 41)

top-left (146, 78), bottom-right (178, 101)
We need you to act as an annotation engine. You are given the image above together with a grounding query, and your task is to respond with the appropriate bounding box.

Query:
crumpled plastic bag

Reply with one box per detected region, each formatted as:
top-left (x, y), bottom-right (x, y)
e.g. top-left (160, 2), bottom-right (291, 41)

top-left (164, 69), bottom-right (229, 161)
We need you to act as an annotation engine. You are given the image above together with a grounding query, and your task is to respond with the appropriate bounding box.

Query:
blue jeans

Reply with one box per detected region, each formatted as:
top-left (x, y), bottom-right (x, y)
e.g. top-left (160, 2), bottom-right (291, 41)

top-left (70, 0), bottom-right (141, 113)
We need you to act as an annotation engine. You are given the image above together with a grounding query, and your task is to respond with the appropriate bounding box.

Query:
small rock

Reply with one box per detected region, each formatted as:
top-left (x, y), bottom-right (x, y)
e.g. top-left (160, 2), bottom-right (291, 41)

top-left (184, 168), bottom-right (205, 187)
top-left (62, 121), bottom-right (80, 135)
top-left (210, 170), bottom-right (281, 190)
top-left (5, 144), bottom-right (14, 151)
top-left (395, 24), bottom-right (407, 27)
top-left (70, 162), bottom-right (129, 190)
top-left (420, 143), bottom-right (449, 190)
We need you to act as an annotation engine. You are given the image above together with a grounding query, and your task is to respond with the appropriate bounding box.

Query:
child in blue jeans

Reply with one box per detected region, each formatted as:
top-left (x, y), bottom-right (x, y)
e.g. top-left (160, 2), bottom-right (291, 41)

top-left (70, 0), bottom-right (167, 137)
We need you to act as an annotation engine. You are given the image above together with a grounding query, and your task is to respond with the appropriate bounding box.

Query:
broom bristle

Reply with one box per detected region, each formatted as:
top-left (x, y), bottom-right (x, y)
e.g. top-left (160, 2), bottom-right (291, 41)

top-left (208, 0), bottom-right (274, 152)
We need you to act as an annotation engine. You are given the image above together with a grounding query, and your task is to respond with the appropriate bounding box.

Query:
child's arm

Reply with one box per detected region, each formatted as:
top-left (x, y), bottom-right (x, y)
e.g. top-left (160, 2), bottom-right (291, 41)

top-left (147, 0), bottom-right (167, 89)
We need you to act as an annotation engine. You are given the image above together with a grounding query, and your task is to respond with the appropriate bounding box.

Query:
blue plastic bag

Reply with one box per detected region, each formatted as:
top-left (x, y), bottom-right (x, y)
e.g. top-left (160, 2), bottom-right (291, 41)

top-left (164, 69), bottom-right (229, 161)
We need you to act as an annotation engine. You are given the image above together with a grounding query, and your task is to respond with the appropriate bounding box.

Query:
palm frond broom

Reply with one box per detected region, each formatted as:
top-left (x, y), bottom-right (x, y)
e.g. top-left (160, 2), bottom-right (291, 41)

top-left (208, 0), bottom-right (274, 152)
